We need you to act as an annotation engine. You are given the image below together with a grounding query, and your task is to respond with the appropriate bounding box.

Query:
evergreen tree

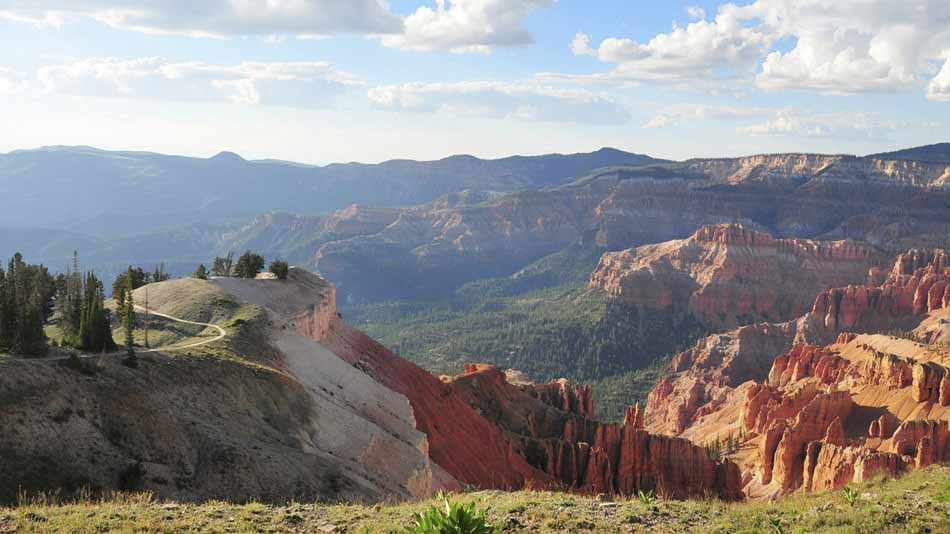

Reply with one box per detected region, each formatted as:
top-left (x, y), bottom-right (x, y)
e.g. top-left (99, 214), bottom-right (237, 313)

top-left (6, 253), bottom-right (48, 356)
top-left (268, 259), bottom-right (289, 280)
top-left (152, 262), bottom-right (169, 283)
top-left (234, 251), bottom-right (265, 279)
top-left (59, 251), bottom-right (83, 344)
top-left (194, 264), bottom-right (209, 280)
top-left (211, 257), bottom-right (226, 277)
top-left (77, 272), bottom-right (115, 352)
top-left (123, 269), bottom-right (136, 361)
top-left (112, 267), bottom-right (148, 297)
top-left (211, 252), bottom-right (234, 277)
top-left (0, 266), bottom-right (10, 351)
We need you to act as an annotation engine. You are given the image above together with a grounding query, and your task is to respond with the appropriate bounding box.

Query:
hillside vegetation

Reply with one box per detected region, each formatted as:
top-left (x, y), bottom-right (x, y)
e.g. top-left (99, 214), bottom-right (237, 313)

top-left (345, 243), bottom-right (706, 420)
top-left (3, 465), bottom-right (948, 533)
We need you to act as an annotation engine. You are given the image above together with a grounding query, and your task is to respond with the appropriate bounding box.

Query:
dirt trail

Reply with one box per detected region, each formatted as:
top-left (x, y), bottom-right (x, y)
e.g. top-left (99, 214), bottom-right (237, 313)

top-left (8, 304), bottom-right (227, 362)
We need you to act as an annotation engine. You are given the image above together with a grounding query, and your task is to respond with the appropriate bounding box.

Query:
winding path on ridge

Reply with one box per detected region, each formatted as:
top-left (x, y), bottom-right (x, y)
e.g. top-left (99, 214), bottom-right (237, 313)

top-left (133, 305), bottom-right (227, 353)
top-left (5, 304), bottom-right (227, 362)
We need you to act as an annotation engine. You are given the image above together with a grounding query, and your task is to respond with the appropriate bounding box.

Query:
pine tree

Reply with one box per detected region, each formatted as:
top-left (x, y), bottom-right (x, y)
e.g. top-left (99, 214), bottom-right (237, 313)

top-left (0, 265), bottom-right (9, 351)
top-left (194, 264), bottom-right (209, 280)
top-left (7, 253), bottom-right (48, 356)
top-left (269, 259), bottom-right (289, 280)
top-left (152, 262), bottom-right (169, 283)
top-left (123, 269), bottom-right (136, 360)
top-left (234, 251), bottom-right (265, 279)
top-left (77, 272), bottom-right (115, 352)
top-left (210, 252), bottom-right (235, 277)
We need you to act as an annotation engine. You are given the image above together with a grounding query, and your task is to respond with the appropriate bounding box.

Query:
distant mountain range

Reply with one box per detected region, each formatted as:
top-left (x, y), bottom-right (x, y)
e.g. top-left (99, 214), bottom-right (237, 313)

top-left (3, 143), bottom-right (950, 287)
top-left (0, 145), bottom-right (665, 239)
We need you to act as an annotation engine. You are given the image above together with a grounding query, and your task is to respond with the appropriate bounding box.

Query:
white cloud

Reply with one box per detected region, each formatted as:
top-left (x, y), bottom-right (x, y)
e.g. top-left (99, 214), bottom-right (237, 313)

top-left (928, 59), bottom-right (950, 102)
top-left (749, 0), bottom-right (950, 95)
top-left (381, 0), bottom-right (554, 54)
top-left (570, 33), bottom-right (595, 56)
top-left (560, 4), bottom-right (774, 85)
top-left (553, 0), bottom-right (950, 98)
top-left (686, 6), bottom-right (706, 20)
top-left (0, 0), bottom-right (402, 37)
top-left (367, 81), bottom-right (629, 124)
top-left (36, 58), bottom-right (360, 107)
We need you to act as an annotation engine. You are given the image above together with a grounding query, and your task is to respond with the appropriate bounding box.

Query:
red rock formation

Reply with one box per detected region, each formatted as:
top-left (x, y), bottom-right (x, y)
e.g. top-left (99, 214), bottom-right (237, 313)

top-left (591, 224), bottom-right (881, 330)
top-left (529, 378), bottom-right (596, 419)
top-left (315, 322), bottom-right (550, 490)
top-left (641, 249), bottom-right (950, 499)
top-left (646, 321), bottom-right (801, 435)
top-left (868, 415), bottom-right (893, 439)
top-left (803, 442), bottom-right (906, 492)
top-left (763, 390), bottom-right (854, 490)
top-left (768, 344), bottom-right (850, 387)
top-left (812, 249), bottom-right (950, 332)
top-left (888, 420), bottom-right (950, 464)
top-left (912, 362), bottom-right (948, 403)
top-left (624, 404), bottom-right (645, 430)
top-left (445, 365), bottom-right (743, 500)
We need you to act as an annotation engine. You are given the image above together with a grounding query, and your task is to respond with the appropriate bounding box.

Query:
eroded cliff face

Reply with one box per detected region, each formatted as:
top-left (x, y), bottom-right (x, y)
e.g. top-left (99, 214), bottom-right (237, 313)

top-left (812, 249), bottom-right (950, 332)
top-left (591, 224), bottom-right (881, 330)
top-left (643, 250), bottom-right (950, 498)
top-left (445, 365), bottom-right (742, 500)
top-left (313, 155), bottom-right (950, 301)
top-left (687, 154), bottom-right (950, 189)
top-left (645, 249), bottom-right (950, 439)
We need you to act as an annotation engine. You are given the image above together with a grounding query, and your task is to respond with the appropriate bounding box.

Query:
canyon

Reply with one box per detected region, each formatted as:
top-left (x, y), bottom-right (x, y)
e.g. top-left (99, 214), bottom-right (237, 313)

top-left (313, 151), bottom-right (950, 301)
top-left (642, 248), bottom-right (950, 497)
top-left (0, 268), bottom-right (739, 503)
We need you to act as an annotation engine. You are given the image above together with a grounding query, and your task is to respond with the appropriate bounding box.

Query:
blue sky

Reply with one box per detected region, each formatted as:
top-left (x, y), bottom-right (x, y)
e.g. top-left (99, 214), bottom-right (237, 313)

top-left (0, 1), bottom-right (948, 164)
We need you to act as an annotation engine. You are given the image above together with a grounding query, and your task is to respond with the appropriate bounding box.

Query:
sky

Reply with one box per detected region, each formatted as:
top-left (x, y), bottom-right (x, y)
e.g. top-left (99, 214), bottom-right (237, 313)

top-left (0, 0), bottom-right (948, 164)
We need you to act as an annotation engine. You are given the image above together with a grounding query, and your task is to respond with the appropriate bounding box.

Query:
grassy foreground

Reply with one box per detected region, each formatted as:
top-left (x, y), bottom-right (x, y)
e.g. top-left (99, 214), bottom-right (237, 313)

top-left (2, 466), bottom-right (948, 533)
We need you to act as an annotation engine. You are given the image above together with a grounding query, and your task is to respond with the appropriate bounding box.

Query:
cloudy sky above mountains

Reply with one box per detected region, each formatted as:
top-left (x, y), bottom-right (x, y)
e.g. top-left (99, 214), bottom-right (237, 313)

top-left (1, 0), bottom-right (948, 163)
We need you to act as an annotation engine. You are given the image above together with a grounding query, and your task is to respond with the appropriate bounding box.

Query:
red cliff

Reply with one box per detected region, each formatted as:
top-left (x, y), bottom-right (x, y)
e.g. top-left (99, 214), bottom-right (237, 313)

top-left (446, 365), bottom-right (743, 500)
top-left (591, 224), bottom-right (882, 330)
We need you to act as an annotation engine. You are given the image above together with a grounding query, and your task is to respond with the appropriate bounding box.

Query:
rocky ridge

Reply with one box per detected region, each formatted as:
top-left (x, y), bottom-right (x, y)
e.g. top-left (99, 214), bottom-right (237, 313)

top-left (444, 364), bottom-right (742, 500)
top-left (590, 223), bottom-right (882, 330)
top-left (312, 153), bottom-right (950, 301)
top-left (643, 250), bottom-right (950, 497)
top-left (646, 248), bottom-right (950, 438)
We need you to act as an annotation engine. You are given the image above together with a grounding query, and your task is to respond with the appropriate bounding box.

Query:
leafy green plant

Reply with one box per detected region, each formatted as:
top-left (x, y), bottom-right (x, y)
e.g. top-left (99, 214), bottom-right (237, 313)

top-left (405, 492), bottom-right (498, 534)
top-left (843, 486), bottom-right (859, 506)
top-left (637, 489), bottom-right (656, 505)
top-left (766, 515), bottom-right (785, 534)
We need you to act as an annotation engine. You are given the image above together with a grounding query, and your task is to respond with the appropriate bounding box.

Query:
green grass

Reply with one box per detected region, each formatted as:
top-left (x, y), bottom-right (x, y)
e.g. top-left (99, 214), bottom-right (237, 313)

top-left (3, 466), bottom-right (947, 533)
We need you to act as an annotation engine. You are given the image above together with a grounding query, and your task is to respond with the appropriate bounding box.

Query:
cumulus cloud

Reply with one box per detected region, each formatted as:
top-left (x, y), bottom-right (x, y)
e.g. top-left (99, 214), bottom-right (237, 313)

top-left (381, 0), bottom-right (554, 54)
top-left (553, 0), bottom-right (950, 98)
top-left (928, 59), bottom-right (950, 102)
top-left (0, 0), bottom-right (402, 37)
top-left (36, 58), bottom-right (360, 107)
top-left (1, 1), bottom-right (554, 54)
top-left (686, 6), bottom-right (706, 20)
top-left (570, 33), bottom-right (595, 56)
top-left (558, 4), bottom-right (774, 85)
top-left (750, 0), bottom-right (950, 95)
top-left (367, 81), bottom-right (630, 124)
